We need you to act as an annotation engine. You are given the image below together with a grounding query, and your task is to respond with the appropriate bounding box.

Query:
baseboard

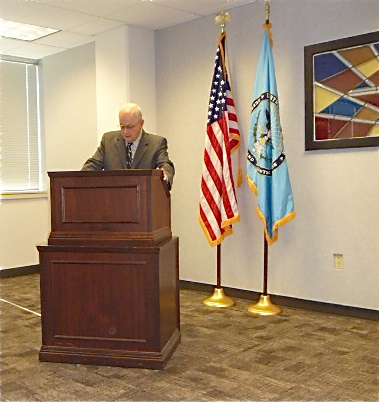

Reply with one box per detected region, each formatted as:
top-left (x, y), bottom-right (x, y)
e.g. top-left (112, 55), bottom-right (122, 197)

top-left (1, 267), bottom-right (377, 321)
top-left (179, 280), bottom-right (379, 321)
top-left (0, 264), bottom-right (40, 278)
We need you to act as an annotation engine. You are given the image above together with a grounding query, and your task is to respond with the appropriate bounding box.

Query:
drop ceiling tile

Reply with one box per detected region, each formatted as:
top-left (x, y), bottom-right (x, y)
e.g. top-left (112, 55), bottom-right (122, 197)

top-left (158, 0), bottom-right (254, 15)
top-left (15, 5), bottom-right (97, 30)
top-left (68, 17), bottom-right (125, 36)
top-left (3, 41), bottom-right (66, 59)
top-left (0, 37), bottom-right (24, 53)
top-left (106, 2), bottom-right (199, 30)
top-left (34, 0), bottom-right (141, 17)
top-left (34, 31), bottom-right (94, 48)
top-left (0, 0), bottom-right (46, 21)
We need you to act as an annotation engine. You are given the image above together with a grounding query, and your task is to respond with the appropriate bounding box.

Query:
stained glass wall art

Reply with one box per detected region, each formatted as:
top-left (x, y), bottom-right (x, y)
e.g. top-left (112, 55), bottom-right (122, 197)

top-left (305, 31), bottom-right (379, 150)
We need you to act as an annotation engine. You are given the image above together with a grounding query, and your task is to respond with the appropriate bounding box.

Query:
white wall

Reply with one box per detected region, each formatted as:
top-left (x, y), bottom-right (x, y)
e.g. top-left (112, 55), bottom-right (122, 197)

top-left (95, 25), bottom-right (130, 139)
top-left (127, 25), bottom-right (157, 134)
top-left (43, 42), bottom-right (98, 172)
top-left (95, 25), bottom-right (156, 139)
top-left (155, 0), bottom-right (379, 310)
top-left (0, 198), bottom-right (49, 269)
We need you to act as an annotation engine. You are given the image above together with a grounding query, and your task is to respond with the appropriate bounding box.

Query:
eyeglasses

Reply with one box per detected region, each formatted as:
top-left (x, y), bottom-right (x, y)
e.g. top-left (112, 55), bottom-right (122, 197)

top-left (119, 122), bottom-right (139, 130)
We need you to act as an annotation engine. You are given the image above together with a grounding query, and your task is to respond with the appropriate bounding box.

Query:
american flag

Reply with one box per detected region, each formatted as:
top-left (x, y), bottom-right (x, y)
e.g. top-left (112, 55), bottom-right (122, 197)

top-left (199, 32), bottom-right (240, 246)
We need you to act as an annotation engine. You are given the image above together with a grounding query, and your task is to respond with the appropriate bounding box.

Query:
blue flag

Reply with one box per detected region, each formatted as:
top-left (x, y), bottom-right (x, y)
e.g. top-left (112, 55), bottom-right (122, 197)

top-left (247, 28), bottom-right (295, 245)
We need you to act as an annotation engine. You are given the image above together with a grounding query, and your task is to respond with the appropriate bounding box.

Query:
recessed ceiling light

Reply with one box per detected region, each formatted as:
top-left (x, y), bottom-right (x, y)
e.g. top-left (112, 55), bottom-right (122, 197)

top-left (0, 19), bottom-right (60, 41)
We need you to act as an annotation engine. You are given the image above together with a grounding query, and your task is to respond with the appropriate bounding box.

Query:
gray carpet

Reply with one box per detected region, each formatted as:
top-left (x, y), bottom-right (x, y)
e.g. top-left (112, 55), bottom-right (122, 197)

top-left (1, 273), bottom-right (378, 401)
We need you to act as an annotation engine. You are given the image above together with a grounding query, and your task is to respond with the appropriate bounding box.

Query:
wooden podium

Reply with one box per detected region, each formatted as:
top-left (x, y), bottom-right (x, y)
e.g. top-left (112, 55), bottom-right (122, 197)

top-left (38, 170), bottom-right (180, 369)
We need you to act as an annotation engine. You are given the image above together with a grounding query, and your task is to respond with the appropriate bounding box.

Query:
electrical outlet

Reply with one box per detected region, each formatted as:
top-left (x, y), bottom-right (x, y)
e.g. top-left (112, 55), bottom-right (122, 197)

top-left (334, 254), bottom-right (344, 270)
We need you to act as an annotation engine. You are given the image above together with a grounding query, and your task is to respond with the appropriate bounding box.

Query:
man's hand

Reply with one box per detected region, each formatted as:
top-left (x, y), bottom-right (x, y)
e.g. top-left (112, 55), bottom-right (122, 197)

top-left (156, 167), bottom-right (168, 182)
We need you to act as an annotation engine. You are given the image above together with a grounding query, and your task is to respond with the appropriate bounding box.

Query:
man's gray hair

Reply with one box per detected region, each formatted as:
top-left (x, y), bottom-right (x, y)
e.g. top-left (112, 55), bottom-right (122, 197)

top-left (119, 103), bottom-right (142, 121)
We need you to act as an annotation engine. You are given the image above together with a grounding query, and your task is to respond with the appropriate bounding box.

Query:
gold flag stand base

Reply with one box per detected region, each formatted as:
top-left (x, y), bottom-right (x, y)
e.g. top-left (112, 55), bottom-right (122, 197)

top-left (247, 294), bottom-right (282, 316)
top-left (203, 287), bottom-right (235, 308)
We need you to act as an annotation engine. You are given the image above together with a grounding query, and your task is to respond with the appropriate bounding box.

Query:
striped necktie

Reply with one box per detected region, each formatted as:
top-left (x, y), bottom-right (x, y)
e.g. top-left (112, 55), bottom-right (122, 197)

top-left (126, 142), bottom-right (133, 169)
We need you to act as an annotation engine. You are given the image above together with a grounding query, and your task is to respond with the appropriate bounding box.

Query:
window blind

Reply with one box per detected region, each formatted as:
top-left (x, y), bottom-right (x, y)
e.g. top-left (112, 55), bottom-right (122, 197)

top-left (0, 58), bottom-right (42, 193)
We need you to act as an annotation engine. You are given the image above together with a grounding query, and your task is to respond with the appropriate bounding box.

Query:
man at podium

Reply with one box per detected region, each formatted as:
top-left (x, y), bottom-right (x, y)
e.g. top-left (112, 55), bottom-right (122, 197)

top-left (81, 103), bottom-right (175, 188)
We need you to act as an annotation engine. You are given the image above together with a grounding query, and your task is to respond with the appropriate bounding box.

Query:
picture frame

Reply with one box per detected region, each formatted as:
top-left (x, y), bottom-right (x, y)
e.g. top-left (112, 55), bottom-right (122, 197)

top-left (304, 31), bottom-right (379, 150)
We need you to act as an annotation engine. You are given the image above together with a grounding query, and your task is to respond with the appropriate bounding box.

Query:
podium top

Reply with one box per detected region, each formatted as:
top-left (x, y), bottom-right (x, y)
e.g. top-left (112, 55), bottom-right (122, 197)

top-left (47, 168), bottom-right (171, 247)
top-left (48, 169), bottom-right (162, 179)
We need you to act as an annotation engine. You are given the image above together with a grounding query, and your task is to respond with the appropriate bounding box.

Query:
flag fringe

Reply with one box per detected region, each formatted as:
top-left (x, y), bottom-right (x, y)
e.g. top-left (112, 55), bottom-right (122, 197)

top-left (263, 22), bottom-right (273, 47)
top-left (221, 214), bottom-right (240, 229)
top-left (198, 213), bottom-right (235, 247)
top-left (237, 168), bottom-right (242, 187)
top-left (256, 207), bottom-right (296, 245)
top-left (218, 32), bottom-right (228, 81)
top-left (246, 174), bottom-right (258, 195)
top-left (229, 132), bottom-right (240, 145)
top-left (246, 175), bottom-right (295, 245)
top-left (273, 210), bottom-right (296, 232)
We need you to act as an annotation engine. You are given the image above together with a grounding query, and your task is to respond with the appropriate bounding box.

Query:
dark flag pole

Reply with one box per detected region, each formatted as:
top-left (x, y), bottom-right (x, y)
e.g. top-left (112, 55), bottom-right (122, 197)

top-left (203, 244), bottom-right (235, 307)
top-left (247, 235), bottom-right (282, 315)
top-left (217, 244), bottom-right (221, 288)
top-left (263, 236), bottom-right (268, 295)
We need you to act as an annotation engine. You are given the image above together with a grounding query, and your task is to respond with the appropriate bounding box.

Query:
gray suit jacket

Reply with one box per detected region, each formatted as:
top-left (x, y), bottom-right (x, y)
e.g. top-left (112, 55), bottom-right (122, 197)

top-left (81, 130), bottom-right (175, 187)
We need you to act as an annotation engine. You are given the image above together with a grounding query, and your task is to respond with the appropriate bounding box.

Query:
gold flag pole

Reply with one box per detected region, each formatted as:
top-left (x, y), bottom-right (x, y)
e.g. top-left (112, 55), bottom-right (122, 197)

top-left (265, 0), bottom-right (270, 24)
top-left (247, 0), bottom-right (282, 316)
top-left (214, 10), bottom-right (231, 33)
top-left (203, 10), bottom-right (235, 309)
